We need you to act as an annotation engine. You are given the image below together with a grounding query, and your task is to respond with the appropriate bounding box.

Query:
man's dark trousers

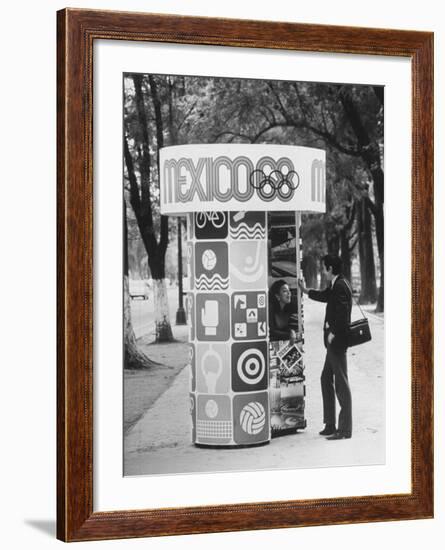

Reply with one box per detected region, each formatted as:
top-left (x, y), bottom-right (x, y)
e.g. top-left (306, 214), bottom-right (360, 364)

top-left (321, 343), bottom-right (352, 434)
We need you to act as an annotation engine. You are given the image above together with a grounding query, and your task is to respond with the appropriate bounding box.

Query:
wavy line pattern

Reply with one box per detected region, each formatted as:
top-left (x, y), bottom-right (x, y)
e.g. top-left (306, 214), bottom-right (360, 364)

top-left (230, 222), bottom-right (265, 240)
top-left (196, 273), bottom-right (229, 290)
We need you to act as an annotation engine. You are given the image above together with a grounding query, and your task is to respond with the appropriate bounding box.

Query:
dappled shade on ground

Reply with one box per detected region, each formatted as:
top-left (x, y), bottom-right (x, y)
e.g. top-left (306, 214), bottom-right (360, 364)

top-left (124, 340), bottom-right (189, 434)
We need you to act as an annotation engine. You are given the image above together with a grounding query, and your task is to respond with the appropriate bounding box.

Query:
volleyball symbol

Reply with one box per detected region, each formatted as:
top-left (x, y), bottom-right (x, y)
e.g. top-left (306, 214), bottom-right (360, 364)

top-left (202, 249), bottom-right (217, 271)
top-left (237, 348), bottom-right (266, 385)
top-left (240, 401), bottom-right (266, 435)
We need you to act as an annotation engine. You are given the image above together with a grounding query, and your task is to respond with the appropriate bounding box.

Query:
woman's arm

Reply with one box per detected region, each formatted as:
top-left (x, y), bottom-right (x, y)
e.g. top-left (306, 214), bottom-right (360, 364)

top-left (269, 306), bottom-right (294, 341)
top-left (270, 327), bottom-right (294, 340)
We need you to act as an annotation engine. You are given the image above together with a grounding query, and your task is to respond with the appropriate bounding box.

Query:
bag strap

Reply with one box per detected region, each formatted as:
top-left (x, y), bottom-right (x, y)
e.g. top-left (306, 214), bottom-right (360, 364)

top-left (343, 278), bottom-right (368, 320)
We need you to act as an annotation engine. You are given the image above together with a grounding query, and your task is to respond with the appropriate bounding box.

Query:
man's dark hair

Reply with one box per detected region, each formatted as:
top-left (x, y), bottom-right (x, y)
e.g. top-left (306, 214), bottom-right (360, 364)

top-left (322, 254), bottom-right (343, 276)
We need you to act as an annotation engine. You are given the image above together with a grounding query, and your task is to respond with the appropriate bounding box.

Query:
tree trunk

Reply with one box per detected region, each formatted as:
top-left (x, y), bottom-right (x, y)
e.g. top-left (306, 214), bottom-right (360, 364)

top-left (148, 253), bottom-right (174, 342)
top-left (124, 276), bottom-right (157, 369)
top-left (319, 257), bottom-right (329, 288)
top-left (371, 86), bottom-right (385, 313)
top-left (339, 90), bottom-right (384, 312)
top-left (123, 202), bottom-right (155, 369)
top-left (356, 199), bottom-right (377, 304)
top-left (124, 74), bottom-right (174, 343)
top-left (340, 228), bottom-right (352, 282)
top-left (327, 230), bottom-right (340, 255)
top-left (152, 278), bottom-right (174, 342)
top-left (371, 171), bottom-right (384, 312)
top-left (147, 75), bottom-right (174, 341)
top-left (302, 254), bottom-right (318, 288)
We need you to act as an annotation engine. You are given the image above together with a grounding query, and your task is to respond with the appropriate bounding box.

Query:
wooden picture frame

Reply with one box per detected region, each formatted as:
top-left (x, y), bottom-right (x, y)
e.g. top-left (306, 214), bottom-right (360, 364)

top-left (57, 8), bottom-right (433, 542)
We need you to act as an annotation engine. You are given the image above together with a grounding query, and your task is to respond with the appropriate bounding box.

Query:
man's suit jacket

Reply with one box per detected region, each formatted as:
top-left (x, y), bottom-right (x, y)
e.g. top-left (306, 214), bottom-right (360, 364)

top-left (308, 275), bottom-right (352, 350)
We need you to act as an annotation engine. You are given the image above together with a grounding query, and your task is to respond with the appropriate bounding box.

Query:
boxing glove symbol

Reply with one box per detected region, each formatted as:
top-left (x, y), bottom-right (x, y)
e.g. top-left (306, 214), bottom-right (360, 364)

top-left (201, 300), bottom-right (219, 336)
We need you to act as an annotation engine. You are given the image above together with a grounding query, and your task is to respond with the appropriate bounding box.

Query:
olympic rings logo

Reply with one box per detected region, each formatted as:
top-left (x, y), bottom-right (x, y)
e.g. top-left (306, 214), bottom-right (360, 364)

top-left (249, 169), bottom-right (300, 201)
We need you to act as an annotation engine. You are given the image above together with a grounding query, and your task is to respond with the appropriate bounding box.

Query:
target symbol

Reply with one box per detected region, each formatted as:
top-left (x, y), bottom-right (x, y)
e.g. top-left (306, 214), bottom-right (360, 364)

top-left (237, 348), bottom-right (266, 385)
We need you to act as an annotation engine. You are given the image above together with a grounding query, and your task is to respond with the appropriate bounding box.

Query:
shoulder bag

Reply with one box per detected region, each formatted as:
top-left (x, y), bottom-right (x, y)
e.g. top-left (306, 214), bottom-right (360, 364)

top-left (344, 280), bottom-right (372, 347)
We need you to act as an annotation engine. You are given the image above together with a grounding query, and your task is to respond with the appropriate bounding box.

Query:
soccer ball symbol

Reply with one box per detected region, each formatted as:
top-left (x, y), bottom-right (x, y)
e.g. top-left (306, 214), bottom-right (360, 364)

top-left (202, 249), bottom-right (217, 271)
top-left (205, 399), bottom-right (219, 419)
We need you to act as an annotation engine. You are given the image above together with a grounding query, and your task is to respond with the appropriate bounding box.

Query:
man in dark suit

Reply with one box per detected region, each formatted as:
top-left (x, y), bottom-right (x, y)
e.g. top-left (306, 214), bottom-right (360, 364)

top-left (298, 254), bottom-right (353, 440)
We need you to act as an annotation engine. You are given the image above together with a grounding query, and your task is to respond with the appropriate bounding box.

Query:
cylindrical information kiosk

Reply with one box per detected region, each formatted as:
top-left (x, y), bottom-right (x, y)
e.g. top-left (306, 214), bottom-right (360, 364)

top-left (160, 145), bottom-right (326, 447)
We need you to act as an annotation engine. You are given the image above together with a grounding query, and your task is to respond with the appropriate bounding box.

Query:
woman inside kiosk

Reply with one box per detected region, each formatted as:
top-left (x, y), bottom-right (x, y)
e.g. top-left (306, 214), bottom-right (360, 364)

top-left (268, 279), bottom-right (299, 342)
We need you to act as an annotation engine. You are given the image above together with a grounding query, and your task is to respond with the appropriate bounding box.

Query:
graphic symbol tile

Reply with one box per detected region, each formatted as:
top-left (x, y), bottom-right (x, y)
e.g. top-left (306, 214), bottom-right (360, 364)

top-left (234, 294), bottom-right (246, 309)
top-left (195, 211), bottom-right (228, 240)
top-left (233, 391), bottom-right (269, 444)
top-left (257, 293), bottom-right (266, 308)
top-left (257, 322), bottom-right (267, 337)
top-left (196, 293), bottom-right (230, 342)
top-left (196, 343), bottom-right (230, 394)
top-left (230, 211), bottom-right (266, 240)
top-left (195, 242), bottom-right (228, 291)
top-left (240, 401), bottom-right (266, 434)
top-left (234, 323), bottom-right (247, 338)
top-left (232, 340), bottom-right (268, 392)
top-left (197, 394), bottom-right (232, 444)
top-left (230, 240), bottom-right (267, 290)
top-left (246, 308), bottom-right (258, 323)
top-left (231, 292), bottom-right (267, 340)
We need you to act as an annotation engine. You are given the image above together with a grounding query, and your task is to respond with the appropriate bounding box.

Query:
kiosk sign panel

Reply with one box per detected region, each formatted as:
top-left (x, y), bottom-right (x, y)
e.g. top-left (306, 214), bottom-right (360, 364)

top-left (160, 144), bottom-right (326, 216)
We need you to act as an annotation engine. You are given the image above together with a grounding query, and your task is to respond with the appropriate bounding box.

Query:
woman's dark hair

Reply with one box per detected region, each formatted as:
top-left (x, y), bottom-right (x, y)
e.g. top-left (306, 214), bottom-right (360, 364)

top-left (269, 279), bottom-right (289, 310)
top-left (322, 254), bottom-right (343, 275)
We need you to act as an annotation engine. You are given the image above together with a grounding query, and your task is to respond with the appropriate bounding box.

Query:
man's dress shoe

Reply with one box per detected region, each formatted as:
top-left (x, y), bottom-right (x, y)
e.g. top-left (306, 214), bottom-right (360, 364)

top-left (326, 431), bottom-right (352, 440)
top-left (319, 425), bottom-right (336, 436)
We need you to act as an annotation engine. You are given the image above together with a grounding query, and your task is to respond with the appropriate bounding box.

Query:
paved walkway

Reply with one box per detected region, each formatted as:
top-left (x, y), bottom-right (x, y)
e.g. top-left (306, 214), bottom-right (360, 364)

top-left (124, 299), bottom-right (385, 476)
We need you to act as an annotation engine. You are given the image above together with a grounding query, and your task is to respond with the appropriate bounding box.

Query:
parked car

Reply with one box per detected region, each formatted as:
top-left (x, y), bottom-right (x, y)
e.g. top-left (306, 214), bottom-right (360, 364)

top-left (129, 279), bottom-right (149, 300)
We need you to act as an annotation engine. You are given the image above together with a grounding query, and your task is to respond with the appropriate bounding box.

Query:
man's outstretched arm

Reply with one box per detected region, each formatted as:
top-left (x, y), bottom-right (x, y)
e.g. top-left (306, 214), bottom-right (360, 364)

top-left (298, 279), bottom-right (330, 303)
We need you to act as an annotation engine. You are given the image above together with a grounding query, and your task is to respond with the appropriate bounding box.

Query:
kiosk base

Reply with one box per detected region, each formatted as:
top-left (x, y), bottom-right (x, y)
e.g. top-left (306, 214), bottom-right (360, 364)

top-left (271, 419), bottom-right (307, 438)
top-left (194, 440), bottom-right (270, 450)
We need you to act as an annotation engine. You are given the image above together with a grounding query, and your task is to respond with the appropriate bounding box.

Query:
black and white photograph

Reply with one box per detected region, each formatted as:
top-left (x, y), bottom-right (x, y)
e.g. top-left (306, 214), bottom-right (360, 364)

top-left (123, 72), bottom-right (384, 476)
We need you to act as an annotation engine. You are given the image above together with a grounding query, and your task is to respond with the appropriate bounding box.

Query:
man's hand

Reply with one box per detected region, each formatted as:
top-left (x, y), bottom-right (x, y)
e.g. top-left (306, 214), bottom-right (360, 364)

top-left (327, 332), bottom-right (334, 344)
top-left (298, 278), bottom-right (308, 295)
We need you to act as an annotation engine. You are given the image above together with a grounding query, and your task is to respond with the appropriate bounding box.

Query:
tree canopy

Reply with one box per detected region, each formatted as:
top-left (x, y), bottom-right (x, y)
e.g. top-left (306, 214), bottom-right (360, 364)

top-left (124, 73), bottom-right (384, 311)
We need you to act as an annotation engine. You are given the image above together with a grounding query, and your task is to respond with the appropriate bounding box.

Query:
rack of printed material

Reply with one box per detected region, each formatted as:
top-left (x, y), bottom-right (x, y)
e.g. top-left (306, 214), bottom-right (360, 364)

top-left (269, 339), bottom-right (306, 437)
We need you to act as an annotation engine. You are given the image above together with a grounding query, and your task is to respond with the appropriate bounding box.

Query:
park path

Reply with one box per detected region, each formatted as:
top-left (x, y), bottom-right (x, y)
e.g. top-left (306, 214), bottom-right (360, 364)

top-left (124, 298), bottom-right (385, 476)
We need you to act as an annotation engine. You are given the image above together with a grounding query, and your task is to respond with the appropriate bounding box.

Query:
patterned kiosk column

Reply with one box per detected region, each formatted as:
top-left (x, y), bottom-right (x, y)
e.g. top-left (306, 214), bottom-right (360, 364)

top-left (187, 210), bottom-right (270, 447)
